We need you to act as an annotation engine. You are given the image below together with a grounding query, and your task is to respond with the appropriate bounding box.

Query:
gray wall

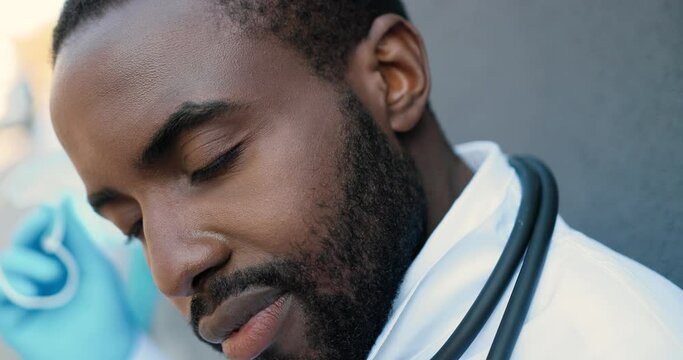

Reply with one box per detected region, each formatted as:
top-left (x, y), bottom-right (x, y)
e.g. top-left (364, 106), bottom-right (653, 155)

top-left (404, 0), bottom-right (683, 287)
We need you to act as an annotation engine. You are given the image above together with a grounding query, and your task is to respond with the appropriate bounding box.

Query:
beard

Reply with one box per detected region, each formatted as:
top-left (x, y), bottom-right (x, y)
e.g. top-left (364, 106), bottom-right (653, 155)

top-left (190, 90), bottom-right (428, 359)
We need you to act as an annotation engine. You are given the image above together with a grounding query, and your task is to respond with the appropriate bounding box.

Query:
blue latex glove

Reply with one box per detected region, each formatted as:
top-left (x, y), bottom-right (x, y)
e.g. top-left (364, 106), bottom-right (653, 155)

top-left (0, 199), bottom-right (139, 360)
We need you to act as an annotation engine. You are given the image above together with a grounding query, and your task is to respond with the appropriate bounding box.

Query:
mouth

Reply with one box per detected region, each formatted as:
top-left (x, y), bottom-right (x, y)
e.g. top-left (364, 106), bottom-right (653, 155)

top-left (198, 287), bottom-right (292, 359)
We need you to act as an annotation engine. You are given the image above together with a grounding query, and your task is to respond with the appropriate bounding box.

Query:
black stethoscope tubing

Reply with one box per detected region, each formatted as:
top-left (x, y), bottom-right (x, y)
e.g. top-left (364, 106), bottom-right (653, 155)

top-left (432, 156), bottom-right (559, 360)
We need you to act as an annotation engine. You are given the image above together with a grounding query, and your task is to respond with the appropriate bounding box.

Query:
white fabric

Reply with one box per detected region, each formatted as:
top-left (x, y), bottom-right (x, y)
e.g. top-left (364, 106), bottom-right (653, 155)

top-left (129, 334), bottom-right (166, 360)
top-left (367, 141), bottom-right (683, 360)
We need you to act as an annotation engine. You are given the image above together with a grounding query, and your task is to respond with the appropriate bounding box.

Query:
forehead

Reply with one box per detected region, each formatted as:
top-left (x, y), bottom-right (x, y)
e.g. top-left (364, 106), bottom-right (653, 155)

top-left (50, 0), bottom-right (317, 189)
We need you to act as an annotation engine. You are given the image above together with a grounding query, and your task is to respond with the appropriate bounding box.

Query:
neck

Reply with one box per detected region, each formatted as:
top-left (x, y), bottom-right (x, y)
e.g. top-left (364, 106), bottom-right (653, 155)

top-left (399, 109), bottom-right (473, 237)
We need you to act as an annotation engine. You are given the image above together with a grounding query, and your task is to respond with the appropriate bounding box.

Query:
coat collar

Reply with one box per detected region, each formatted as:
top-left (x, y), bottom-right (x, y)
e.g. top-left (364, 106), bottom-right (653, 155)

top-left (368, 141), bottom-right (520, 359)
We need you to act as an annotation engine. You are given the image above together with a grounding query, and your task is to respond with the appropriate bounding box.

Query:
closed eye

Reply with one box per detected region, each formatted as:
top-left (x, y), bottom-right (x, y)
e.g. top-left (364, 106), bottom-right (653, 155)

top-left (190, 141), bottom-right (245, 184)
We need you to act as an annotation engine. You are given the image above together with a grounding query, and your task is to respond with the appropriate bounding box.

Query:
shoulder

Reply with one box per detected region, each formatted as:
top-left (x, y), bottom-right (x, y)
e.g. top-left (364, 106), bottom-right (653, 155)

top-left (515, 218), bottom-right (683, 359)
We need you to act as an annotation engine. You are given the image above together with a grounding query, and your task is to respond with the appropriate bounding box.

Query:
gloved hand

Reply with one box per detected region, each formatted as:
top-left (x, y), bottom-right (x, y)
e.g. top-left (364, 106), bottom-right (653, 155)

top-left (0, 198), bottom-right (139, 360)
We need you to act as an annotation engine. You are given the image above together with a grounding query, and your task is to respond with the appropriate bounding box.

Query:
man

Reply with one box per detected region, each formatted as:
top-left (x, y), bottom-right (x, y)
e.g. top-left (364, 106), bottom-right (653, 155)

top-left (15, 0), bottom-right (682, 358)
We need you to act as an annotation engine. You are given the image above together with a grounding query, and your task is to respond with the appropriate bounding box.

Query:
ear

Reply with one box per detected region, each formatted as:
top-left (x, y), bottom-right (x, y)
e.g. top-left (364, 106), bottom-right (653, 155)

top-left (346, 14), bottom-right (431, 134)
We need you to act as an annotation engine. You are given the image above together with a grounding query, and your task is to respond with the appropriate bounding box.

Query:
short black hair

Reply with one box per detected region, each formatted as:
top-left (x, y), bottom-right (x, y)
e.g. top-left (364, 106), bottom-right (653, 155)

top-left (52, 0), bottom-right (408, 80)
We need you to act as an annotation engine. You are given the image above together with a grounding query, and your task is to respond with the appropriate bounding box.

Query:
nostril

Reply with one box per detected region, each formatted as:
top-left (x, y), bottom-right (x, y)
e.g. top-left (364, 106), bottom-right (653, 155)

top-left (191, 259), bottom-right (229, 293)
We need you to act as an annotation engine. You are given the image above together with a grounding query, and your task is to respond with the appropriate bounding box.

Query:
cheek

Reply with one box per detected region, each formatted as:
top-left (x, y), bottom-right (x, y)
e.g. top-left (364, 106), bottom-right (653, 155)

top-left (192, 105), bottom-right (345, 258)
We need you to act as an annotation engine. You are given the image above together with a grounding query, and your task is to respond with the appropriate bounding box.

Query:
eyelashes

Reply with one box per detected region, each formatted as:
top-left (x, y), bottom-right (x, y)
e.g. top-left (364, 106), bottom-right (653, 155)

top-left (126, 219), bottom-right (143, 244)
top-left (190, 141), bottom-right (245, 184)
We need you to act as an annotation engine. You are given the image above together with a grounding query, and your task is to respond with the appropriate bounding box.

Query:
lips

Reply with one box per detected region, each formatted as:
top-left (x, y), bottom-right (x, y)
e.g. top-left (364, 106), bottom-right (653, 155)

top-left (197, 287), bottom-right (291, 359)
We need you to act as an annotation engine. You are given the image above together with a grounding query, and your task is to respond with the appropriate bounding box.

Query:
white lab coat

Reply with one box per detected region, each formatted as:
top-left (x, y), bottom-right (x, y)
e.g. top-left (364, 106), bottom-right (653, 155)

top-left (367, 141), bottom-right (683, 360)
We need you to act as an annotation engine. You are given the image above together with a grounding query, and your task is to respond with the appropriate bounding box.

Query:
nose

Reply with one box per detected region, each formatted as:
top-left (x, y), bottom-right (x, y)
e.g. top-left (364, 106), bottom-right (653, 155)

top-left (142, 204), bottom-right (232, 298)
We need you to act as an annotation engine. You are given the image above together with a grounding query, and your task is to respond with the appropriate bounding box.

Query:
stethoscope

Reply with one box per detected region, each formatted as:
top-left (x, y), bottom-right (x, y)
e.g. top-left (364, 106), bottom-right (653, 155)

top-left (0, 152), bottom-right (83, 310)
top-left (0, 86), bottom-right (80, 310)
top-left (432, 156), bottom-right (559, 360)
top-left (0, 202), bottom-right (80, 310)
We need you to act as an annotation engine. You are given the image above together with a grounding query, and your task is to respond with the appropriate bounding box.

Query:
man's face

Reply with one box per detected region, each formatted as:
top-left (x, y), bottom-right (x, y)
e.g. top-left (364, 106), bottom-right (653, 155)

top-left (51, 0), bottom-right (426, 359)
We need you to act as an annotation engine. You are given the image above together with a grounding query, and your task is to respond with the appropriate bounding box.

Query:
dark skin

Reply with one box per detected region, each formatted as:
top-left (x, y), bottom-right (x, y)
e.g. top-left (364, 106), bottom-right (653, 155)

top-left (50, 0), bottom-right (472, 358)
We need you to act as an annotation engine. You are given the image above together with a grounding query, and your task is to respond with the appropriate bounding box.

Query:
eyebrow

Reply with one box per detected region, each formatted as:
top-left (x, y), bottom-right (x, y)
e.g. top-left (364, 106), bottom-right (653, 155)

top-left (87, 100), bottom-right (243, 213)
top-left (137, 100), bottom-right (242, 169)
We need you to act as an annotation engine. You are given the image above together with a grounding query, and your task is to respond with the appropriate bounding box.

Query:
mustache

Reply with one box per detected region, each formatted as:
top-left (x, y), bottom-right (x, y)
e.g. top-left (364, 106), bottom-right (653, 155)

top-left (189, 259), bottom-right (310, 337)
